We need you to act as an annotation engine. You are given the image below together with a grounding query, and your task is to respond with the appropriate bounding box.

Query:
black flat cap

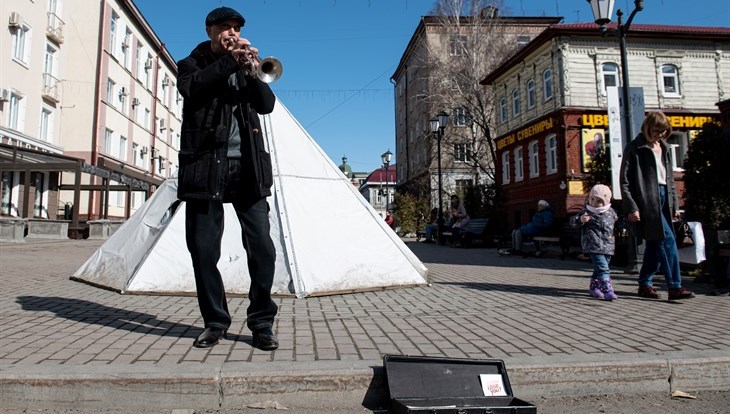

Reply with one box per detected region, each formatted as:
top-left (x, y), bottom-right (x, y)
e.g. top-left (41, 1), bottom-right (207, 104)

top-left (205, 7), bottom-right (245, 27)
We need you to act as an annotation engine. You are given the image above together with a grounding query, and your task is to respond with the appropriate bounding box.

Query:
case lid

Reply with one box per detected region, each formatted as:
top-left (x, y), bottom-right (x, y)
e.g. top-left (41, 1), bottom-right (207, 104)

top-left (383, 354), bottom-right (515, 400)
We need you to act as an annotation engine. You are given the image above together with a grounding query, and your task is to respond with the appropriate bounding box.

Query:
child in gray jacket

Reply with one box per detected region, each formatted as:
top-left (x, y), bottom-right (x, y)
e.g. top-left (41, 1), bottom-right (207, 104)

top-left (571, 184), bottom-right (619, 300)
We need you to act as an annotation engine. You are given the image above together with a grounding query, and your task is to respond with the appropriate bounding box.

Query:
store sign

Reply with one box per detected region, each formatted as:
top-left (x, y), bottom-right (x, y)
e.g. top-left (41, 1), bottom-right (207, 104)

top-left (581, 113), bottom-right (717, 129)
top-left (496, 117), bottom-right (555, 150)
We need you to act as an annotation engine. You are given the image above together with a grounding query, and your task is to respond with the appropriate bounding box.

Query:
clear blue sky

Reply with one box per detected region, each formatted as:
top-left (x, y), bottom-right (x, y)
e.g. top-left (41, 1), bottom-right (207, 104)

top-left (135, 0), bottom-right (730, 173)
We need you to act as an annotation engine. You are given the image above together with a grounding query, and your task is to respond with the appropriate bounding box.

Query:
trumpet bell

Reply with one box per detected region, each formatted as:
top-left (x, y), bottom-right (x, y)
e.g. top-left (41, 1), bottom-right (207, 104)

top-left (258, 56), bottom-right (283, 83)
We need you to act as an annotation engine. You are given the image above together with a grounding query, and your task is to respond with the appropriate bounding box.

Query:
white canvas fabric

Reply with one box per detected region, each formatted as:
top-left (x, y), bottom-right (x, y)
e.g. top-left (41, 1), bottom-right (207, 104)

top-left (73, 101), bottom-right (428, 298)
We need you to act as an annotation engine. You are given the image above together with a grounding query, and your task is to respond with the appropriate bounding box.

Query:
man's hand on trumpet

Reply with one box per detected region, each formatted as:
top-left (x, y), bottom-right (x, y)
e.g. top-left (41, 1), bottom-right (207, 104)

top-left (223, 36), bottom-right (259, 72)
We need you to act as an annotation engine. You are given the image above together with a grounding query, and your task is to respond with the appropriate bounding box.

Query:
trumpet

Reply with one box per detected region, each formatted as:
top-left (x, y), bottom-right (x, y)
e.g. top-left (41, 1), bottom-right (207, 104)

top-left (224, 37), bottom-right (283, 83)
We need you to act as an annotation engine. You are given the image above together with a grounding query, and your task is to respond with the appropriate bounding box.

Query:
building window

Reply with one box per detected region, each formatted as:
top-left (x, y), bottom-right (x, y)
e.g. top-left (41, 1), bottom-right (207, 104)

top-left (122, 29), bottom-right (132, 68)
top-left (145, 53), bottom-right (154, 89)
top-left (118, 136), bottom-right (127, 161)
top-left (132, 143), bottom-right (140, 166)
top-left (8, 93), bottom-right (25, 131)
top-left (499, 97), bottom-right (508, 124)
top-left (106, 79), bottom-right (115, 103)
top-left (12, 23), bottom-right (32, 64)
top-left (454, 143), bottom-right (472, 162)
top-left (136, 43), bottom-right (144, 79)
top-left (110, 11), bottom-right (119, 54)
top-left (33, 173), bottom-right (45, 218)
top-left (514, 147), bottom-right (524, 182)
top-left (546, 134), bottom-right (558, 174)
top-left (526, 79), bottom-right (536, 109)
top-left (512, 88), bottom-right (520, 116)
top-left (543, 69), bottom-right (553, 101)
top-left (454, 107), bottom-right (470, 127)
top-left (104, 128), bottom-right (113, 154)
top-left (667, 132), bottom-right (687, 171)
top-left (528, 140), bottom-right (539, 178)
top-left (661, 64), bottom-right (681, 96)
top-left (1, 172), bottom-right (14, 216)
top-left (501, 151), bottom-right (510, 184)
top-left (39, 106), bottom-right (54, 143)
top-left (602, 63), bottom-right (619, 92)
top-left (144, 108), bottom-right (150, 129)
top-left (517, 35), bottom-right (531, 48)
top-left (449, 35), bottom-right (467, 56)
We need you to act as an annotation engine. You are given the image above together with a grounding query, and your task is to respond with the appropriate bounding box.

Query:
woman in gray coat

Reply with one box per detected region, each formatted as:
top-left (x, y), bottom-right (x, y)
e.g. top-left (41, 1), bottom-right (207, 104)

top-left (619, 111), bottom-right (695, 300)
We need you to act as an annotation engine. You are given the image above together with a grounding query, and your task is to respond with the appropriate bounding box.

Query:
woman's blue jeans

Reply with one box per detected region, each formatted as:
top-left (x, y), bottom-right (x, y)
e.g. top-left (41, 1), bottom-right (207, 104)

top-left (639, 186), bottom-right (683, 289)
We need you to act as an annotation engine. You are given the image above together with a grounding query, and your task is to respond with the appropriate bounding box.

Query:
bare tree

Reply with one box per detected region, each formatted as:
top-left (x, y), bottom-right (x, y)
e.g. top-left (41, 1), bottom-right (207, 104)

top-left (417, 0), bottom-right (521, 185)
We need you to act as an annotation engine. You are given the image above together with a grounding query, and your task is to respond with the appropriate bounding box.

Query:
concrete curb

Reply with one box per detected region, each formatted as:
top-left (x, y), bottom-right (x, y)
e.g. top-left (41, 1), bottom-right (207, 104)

top-left (2, 356), bottom-right (729, 409)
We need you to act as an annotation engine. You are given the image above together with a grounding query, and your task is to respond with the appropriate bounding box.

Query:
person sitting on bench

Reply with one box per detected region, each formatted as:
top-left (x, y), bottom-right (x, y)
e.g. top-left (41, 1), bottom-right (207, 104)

top-left (508, 199), bottom-right (554, 254)
top-left (448, 195), bottom-right (470, 247)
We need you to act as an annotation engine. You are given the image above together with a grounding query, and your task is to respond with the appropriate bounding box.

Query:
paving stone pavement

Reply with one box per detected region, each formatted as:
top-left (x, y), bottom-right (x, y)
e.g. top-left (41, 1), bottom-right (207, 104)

top-left (0, 238), bottom-right (728, 409)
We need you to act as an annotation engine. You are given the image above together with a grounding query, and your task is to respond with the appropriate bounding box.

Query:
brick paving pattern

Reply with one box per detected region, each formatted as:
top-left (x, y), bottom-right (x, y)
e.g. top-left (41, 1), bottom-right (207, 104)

top-left (1, 239), bottom-right (728, 367)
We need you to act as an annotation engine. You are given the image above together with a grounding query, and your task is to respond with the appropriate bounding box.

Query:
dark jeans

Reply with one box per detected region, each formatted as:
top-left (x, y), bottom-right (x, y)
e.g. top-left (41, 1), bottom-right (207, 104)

top-left (639, 185), bottom-right (683, 289)
top-left (185, 159), bottom-right (278, 333)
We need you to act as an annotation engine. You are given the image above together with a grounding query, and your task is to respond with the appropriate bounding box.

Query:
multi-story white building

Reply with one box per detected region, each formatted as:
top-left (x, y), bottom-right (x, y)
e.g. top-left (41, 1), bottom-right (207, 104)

top-left (480, 23), bottom-right (730, 228)
top-left (391, 9), bottom-right (561, 210)
top-left (1, 0), bottom-right (180, 234)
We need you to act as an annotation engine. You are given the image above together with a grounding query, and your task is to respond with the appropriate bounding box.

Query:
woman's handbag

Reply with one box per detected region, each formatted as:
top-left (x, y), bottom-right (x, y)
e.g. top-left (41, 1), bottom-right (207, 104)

top-left (673, 219), bottom-right (694, 248)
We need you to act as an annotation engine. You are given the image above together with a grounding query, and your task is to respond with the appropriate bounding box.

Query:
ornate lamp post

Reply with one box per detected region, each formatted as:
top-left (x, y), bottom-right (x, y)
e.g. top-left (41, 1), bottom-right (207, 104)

top-left (381, 149), bottom-right (392, 215)
top-left (429, 111), bottom-right (449, 244)
top-left (587, 0), bottom-right (644, 272)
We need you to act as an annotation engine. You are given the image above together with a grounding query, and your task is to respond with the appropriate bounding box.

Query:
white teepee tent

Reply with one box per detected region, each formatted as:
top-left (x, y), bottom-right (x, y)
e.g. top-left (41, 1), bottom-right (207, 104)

top-left (72, 100), bottom-right (428, 298)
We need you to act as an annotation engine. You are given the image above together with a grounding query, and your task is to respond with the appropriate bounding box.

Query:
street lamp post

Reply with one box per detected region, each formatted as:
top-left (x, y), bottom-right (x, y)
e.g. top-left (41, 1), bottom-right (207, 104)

top-left (429, 111), bottom-right (449, 244)
top-left (381, 149), bottom-right (392, 215)
top-left (587, 0), bottom-right (644, 272)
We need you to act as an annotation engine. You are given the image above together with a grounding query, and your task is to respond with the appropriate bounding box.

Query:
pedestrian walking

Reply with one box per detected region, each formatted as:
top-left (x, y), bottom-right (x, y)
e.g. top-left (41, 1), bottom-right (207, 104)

top-left (619, 111), bottom-right (695, 300)
top-left (571, 184), bottom-right (619, 300)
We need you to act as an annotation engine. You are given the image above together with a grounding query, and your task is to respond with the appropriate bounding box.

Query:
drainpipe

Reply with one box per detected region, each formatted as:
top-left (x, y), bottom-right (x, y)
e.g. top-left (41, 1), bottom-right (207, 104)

top-left (148, 42), bottom-right (164, 190)
top-left (88, 0), bottom-right (107, 220)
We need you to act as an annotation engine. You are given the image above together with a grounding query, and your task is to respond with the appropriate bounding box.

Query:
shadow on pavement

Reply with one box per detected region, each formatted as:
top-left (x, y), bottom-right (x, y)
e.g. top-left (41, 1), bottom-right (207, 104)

top-left (16, 296), bottom-right (202, 339)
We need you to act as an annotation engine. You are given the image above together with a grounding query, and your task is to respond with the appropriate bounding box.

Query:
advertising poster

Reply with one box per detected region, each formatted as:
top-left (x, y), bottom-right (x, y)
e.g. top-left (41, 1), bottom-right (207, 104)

top-left (581, 128), bottom-right (606, 173)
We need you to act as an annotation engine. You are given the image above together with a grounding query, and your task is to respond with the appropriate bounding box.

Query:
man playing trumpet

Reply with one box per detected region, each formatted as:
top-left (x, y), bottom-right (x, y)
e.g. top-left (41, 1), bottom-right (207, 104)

top-left (176, 6), bottom-right (279, 351)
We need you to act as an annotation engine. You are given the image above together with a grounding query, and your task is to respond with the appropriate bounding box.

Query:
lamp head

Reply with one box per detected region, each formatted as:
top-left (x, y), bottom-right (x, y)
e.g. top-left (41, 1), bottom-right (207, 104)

top-left (437, 111), bottom-right (449, 130)
top-left (429, 117), bottom-right (440, 133)
top-left (381, 149), bottom-right (392, 165)
top-left (587, 0), bottom-right (615, 26)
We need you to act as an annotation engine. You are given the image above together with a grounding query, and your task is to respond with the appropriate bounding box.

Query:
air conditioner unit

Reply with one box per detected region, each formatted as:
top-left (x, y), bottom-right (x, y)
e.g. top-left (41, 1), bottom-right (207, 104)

top-left (118, 87), bottom-right (128, 97)
top-left (159, 156), bottom-right (166, 170)
top-left (161, 77), bottom-right (171, 87)
top-left (144, 58), bottom-right (153, 70)
top-left (159, 119), bottom-right (166, 130)
top-left (121, 40), bottom-right (130, 49)
top-left (131, 97), bottom-right (140, 106)
top-left (140, 146), bottom-right (148, 155)
top-left (0, 88), bottom-right (9, 102)
top-left (9, 12), bottom-right (22, 28)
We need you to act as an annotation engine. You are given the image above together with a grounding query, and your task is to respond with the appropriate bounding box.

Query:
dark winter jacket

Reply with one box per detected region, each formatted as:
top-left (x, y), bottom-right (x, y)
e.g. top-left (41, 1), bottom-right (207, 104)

top-left (519, 207), bottom-right (554, 236)
top-left (619, 133), bottom-right (679, 240)
top-left (176, 41), bottom-right (276, 201)
top-left (571, 207), bottom-right (619, 255)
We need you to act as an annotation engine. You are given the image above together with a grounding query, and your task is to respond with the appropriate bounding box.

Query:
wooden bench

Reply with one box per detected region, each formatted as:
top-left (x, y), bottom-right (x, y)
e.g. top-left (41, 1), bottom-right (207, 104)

top-left (526, 218), bottom-right (579, 258)
top-left (442, 218), bottom-right (489, 246)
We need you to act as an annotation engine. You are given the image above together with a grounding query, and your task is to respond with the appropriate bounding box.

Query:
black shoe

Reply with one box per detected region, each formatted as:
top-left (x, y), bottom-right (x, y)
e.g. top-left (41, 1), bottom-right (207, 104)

top-left (252, 330), bottom-right (279, 351)
top-left (193, 327), bottom-right (227, 348)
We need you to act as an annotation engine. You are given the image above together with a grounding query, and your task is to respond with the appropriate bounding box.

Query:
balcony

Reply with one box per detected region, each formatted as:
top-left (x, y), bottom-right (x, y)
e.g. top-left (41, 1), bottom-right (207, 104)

top-left (46, 12), bottom-right (64, 44)
top-left (42, 73), bottom-right (61, 103)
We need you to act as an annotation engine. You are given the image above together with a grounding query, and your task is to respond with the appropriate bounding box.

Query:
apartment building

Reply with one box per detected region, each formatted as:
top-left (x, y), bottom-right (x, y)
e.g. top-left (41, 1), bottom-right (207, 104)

top-left (391, 8), bottom-right (561, 210)
top-left (480, 23), bottom-right (730, 228)
top-left (0, 0), bottom-right (180, 234)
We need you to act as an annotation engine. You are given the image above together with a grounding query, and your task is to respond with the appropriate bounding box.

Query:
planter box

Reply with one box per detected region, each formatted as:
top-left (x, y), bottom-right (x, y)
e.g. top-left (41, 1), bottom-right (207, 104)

top-left (0, 218), bottom-right (27, 242)
top-left (26, 219), bottom-right (70, 239)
